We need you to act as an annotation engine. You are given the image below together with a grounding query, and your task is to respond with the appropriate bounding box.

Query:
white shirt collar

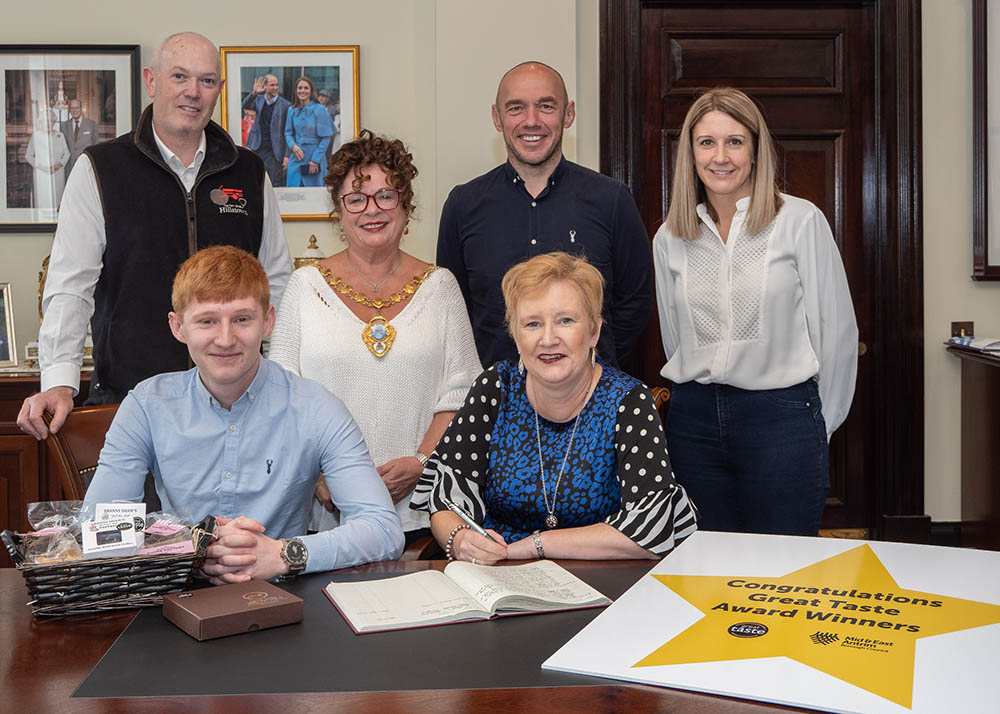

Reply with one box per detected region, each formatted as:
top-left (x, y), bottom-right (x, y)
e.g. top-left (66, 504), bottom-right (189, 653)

top-left (697, 195), bottom-right (751, 221)
top-left (151, 125), bottom-right (207, 171)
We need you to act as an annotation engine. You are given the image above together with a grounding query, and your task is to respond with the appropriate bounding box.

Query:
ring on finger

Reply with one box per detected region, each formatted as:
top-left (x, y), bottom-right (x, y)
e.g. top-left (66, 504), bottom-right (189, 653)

top-left (472, 557), bottom-right (477, 565)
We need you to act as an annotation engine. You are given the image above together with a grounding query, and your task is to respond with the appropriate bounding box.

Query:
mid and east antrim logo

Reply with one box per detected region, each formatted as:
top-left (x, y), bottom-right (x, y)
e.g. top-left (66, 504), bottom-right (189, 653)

top-left (810, 631), bottom-right (840, 645)
top-left (210, 186), bottom-right (248, 214)
top-left (728, 622), bottom-right (768, 638)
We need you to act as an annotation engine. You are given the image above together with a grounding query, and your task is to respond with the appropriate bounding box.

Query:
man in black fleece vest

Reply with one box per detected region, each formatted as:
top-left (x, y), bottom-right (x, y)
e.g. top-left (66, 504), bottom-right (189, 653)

top-left (19, 32), bottom-right (291, 441)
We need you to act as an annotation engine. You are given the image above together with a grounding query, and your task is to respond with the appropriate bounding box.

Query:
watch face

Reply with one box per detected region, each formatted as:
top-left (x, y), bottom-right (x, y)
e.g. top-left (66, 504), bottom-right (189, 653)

top-left (284, 539), bottom-right (308, 566)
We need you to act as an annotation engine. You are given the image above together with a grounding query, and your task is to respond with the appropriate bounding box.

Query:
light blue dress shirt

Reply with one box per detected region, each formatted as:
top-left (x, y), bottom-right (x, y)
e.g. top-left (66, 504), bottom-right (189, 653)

top-left (84, 358), bottom-right (404, 573)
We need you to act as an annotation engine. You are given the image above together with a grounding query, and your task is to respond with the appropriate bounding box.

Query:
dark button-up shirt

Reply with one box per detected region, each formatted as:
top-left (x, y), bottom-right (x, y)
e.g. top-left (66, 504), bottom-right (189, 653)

top-left (436, 158), bottom-right (652, 369)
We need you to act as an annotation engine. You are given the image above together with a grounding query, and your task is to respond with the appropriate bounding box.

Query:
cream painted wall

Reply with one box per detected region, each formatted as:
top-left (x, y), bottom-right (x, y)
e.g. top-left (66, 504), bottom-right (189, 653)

top-left (0, 0), bottom-right (596, 370)
top-left (4, 1), bottom-right (974, 522)
top-left (923, 0), bottom-right (1000, 521)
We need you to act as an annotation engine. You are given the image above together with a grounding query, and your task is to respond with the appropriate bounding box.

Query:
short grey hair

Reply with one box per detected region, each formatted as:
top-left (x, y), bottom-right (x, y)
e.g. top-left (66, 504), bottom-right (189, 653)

top-left (152, 32), bottom-right (221, 76)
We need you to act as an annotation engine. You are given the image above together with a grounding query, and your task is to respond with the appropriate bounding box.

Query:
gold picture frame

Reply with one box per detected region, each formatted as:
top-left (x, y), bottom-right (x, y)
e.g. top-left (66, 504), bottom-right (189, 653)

top-left (1, 283), bottom-right (17, 367)
top-left (219, 45), bottom-right (360, 222)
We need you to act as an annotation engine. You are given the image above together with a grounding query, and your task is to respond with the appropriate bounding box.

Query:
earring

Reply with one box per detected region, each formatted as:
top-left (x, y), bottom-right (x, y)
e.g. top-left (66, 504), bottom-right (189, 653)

top-left (590, 346), bottom-right (596, 368)
top-left (339, 232), bottom-right (347, 242)
top-left (403, 219), bottom-right (410, 236)
top-left (517, 355), bottom-right (524, 376)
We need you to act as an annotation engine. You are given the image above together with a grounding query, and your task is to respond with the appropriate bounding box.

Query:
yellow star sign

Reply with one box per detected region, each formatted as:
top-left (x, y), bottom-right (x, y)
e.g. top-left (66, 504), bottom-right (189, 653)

top-left (634, 544), bottom-right (1000, 708)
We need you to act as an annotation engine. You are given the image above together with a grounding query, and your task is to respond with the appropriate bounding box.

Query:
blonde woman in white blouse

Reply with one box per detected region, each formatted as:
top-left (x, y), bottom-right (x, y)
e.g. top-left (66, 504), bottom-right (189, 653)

top-left (269, 130), bottom-right (481, 544)
top-left (652, 87), bottom-right (857, 536)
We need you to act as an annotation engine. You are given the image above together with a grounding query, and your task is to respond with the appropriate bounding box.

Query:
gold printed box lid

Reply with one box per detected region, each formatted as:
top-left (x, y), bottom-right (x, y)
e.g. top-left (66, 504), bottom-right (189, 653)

top-left (163, 580), bottom-right (303, 641)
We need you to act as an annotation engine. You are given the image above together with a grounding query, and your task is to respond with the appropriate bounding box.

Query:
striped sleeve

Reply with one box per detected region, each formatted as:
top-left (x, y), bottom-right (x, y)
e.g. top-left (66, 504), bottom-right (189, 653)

top-left (410, 365), bottom-right (503, 524)
top-left (603, 385), bottom-right (698, 555)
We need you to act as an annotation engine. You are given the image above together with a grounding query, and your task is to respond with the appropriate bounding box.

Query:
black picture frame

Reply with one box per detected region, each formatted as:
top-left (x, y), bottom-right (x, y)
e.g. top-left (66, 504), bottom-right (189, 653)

top-left (0, 44), bottom-right (140, 233)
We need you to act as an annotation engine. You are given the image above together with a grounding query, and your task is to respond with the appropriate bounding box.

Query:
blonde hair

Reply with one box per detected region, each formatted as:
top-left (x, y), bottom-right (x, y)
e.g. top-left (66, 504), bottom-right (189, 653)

top-left (501, 252), bottom-right (604, 334)
top-left (172, 246), bottom-right (269, 319)
top-left (665, 87), bottom-right (783, 238)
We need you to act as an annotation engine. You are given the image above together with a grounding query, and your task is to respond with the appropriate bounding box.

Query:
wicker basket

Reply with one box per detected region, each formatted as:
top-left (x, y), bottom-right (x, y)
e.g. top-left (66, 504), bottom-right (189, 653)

top-left (1, 515), bottom-right (215, 617)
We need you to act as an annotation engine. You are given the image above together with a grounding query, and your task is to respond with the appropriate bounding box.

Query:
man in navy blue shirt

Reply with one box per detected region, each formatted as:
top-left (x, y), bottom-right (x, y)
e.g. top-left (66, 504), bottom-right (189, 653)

top-left (436, 61), bottom-right (652, 370)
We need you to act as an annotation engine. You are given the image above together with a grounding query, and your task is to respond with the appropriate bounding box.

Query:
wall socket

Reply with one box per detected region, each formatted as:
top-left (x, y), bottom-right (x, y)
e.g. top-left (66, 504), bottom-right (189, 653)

top-left (951, 321), bottom-right (974, 337)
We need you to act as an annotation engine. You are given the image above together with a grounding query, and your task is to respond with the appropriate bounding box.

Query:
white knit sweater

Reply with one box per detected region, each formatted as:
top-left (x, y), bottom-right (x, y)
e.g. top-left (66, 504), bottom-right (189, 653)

top-left (269, 265), bottom-right (482, 532)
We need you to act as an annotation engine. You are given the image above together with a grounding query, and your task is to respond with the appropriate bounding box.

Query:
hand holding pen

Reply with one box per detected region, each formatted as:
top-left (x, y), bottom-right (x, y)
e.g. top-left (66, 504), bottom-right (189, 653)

top-left (441, 497), bottom-right (507, 565)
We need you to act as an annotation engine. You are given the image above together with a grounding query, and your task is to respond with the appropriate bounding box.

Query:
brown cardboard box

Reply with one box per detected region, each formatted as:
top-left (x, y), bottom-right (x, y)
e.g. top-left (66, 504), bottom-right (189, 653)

top-left (162, 580), bottom-right (303, 641)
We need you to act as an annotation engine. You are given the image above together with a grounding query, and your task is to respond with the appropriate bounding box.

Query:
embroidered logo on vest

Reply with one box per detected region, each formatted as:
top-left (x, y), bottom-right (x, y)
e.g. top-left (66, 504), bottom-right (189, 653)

top-left (210, 186), bottom-right (249, 215)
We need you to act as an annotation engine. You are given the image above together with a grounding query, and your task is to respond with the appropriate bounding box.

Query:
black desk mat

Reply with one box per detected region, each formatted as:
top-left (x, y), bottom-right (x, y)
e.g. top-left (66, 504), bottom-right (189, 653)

top-left (74, 563), bottom-right (651, 698)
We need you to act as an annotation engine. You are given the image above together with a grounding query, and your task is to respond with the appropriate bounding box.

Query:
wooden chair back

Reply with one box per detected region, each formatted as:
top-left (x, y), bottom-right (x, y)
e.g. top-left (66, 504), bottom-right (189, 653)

top-left (42, 404), bottom-right (119, 500)
top-left (399, 534), bottom-right (443, 561)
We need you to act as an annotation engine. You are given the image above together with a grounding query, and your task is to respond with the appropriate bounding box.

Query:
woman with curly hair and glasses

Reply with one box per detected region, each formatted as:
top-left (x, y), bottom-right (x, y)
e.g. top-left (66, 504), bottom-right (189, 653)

top-left (269, 129), bottom-right (481, 544)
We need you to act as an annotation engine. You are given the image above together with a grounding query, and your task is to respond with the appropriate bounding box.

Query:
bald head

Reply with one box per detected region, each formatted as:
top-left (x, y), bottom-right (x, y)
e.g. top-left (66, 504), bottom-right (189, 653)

top-left (153, 32), bottom-right (221, 77)
top-left (491, 61), bottom-right (575, 176)
top-left (496, 61), bottom-right (568, 107)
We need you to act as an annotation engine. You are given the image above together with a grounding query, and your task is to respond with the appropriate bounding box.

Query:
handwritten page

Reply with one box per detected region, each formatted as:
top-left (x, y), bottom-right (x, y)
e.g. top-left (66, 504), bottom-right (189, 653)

top-left (445, 560), bottom-right (609, 613)
top-left (325, 570), bottom-right (488, 632)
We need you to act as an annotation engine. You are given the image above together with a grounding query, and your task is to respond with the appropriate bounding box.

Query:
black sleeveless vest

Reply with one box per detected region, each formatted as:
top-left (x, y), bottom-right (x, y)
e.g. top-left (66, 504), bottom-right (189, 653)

top-left (84, 106), bottom-right (266, 396)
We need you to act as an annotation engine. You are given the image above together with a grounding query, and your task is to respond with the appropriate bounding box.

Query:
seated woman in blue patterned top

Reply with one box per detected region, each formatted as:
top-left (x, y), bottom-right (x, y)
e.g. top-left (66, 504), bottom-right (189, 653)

top-left (411, 252), bottom-right (698, 564)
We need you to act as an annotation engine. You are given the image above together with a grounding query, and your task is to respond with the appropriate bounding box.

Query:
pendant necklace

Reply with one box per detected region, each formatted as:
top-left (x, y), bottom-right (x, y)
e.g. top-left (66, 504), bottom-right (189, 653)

top-left (346, 250), bottom-right (401, 293)
top-left (316, 264), bottom-right (437, 358)
top-left (531, 368), bottom-right (597, 528)
top-left (533, 408), bottom-right (581, 530)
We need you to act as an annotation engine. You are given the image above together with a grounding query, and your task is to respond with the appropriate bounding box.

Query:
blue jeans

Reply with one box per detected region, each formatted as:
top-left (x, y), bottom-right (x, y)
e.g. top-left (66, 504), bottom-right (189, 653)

top-left (665, 380), bottom-right (829, 535)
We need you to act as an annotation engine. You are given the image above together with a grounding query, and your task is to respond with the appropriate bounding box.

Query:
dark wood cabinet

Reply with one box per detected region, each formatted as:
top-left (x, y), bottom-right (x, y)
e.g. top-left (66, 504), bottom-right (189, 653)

top-left (948, 348), bottom-right (1000, 551)
top-left (0, 374), bottom-right (90, 567)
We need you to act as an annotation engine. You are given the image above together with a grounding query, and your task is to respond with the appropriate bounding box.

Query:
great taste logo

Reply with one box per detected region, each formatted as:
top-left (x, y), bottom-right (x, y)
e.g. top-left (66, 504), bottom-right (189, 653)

top-left (210, 186), bottom-right (249, 216)
top-left (728, 622), bottom-right (768, 638)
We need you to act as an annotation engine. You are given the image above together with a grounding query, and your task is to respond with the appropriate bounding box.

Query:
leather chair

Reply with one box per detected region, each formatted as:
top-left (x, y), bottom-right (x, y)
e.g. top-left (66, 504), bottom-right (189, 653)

top-left (42, 404), bottom-right (119, 499)
top-left (399, 534), bottom-right (443, 561)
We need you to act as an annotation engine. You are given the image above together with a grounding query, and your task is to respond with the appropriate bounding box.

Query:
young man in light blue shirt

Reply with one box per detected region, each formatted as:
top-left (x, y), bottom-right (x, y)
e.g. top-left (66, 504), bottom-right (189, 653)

top-left (84, 246), bottom-right (403, 582)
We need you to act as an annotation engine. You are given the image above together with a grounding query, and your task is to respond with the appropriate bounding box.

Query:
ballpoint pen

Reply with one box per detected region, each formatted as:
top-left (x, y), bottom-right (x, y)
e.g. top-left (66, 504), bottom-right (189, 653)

top-left (441, 496), bottom-right (499, 543)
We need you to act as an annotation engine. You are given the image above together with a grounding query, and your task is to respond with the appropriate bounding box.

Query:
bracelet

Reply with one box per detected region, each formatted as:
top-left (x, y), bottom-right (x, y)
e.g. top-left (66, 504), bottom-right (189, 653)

top-left (446, 524), bottom-right (470, 561)
top-left (415, 451), bottom-right (429, 466)
top-left (532, 530), bottom-right (545, 559)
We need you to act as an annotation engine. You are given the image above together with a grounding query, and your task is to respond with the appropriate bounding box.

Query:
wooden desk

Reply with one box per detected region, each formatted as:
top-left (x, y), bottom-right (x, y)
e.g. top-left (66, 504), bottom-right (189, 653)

top-left (0, 373), bottom-right (90, 568)
top-left (946, 347), bottom-right (1000, 550)
top-left (0, 560), bottom-right (808, 713)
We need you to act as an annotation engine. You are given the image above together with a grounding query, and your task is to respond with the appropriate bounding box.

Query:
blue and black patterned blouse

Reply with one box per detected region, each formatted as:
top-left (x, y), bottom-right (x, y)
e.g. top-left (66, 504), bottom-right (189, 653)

top-left (411, 360), bottom-right (698, 555)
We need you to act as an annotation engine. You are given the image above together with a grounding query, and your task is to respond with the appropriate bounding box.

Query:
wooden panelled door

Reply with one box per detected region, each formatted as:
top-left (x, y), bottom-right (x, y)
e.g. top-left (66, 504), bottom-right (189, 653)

top-left (605, 0), bottom-right (925, 535)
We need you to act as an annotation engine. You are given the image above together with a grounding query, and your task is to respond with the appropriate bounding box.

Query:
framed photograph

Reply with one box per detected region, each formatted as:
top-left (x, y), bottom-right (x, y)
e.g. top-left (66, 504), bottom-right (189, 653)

top-left (220, 45), bottom-right (360, 221)
top-left (1, 45), bottom-right (140, 232)
top-left (974, 1), bottom-right (1000, 279)
top-left (0, 283), bottom-right (16, 367)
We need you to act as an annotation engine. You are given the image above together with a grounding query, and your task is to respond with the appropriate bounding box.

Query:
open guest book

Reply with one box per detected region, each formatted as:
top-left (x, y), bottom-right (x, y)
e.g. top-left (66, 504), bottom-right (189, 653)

top-left (325, 559), bottom-right (611, 634)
